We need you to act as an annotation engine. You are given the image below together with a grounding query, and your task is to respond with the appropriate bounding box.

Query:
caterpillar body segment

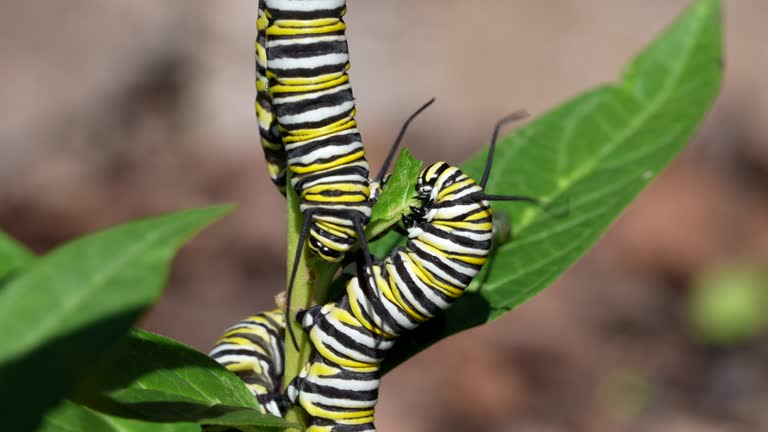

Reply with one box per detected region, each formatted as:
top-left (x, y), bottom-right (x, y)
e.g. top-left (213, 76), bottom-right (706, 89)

top-left (209, 309), bottom-right (288, 417)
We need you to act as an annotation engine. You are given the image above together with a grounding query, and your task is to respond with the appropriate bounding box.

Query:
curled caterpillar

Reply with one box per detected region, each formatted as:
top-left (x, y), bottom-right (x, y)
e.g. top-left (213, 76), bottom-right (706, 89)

top-left (286, 111), bottom-right (538, 432)
top-left (209, 309), bottom-right (288, 417)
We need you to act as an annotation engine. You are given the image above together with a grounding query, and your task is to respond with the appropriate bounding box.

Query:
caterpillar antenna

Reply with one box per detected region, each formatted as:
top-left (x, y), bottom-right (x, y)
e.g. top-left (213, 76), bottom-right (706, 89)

top-left (376, 97), bottom-right (436, 182)
top-left (286, 211), bottom-right (313, 351)
top-left (480, 110), bottom-right (529, 189)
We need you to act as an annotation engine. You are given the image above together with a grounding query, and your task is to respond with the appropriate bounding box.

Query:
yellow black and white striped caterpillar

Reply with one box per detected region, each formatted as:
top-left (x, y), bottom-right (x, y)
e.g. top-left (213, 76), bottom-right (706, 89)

top-left (286, 111), bottom-right (538, 432)
top-left (261, 0), bottom-right (433, 350)
top-left (265, 0), bottom-right (372, 262)
top-left (209, 309), bottom-right (288, 418)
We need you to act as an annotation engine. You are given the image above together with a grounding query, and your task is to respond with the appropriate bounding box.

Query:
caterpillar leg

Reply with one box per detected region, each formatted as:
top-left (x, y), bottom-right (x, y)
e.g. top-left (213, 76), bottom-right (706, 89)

top-left (294, 303), bottom-right (327, 334)
top-left (285, 361), bottom-right (311, 406)
top-left (257, 392), bottom-right (290, 419)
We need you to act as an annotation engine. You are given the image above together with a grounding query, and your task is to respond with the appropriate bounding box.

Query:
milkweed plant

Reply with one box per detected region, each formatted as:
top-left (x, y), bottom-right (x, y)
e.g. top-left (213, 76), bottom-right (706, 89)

top-left (0, 1), bottom-right (721, 430)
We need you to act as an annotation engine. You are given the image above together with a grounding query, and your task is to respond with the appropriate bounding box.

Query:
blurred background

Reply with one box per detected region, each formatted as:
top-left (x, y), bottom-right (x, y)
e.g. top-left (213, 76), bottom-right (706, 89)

top-left (2, 1), bottom-right (767, 431)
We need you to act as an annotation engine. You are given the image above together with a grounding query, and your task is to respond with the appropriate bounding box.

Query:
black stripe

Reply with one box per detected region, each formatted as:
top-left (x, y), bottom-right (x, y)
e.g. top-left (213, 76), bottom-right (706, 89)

top-left (286, 128), bottom-right (359, 159)
top-left (292, 164), bottom-right (368, 191)
top-left (269, 40), bottom-right (348, 59)
top-left (421, 223), bottom-right (491, 252)
top-left (315, 317), bottom-right (386, 361)
top-left (267, 7), bottom-right (346, 20)
top-left (274, 86), bottom-right (353, 118)
top-left (269, 62), bottom-right (348, 79)
top-left (301, 380), bottom-right (378, 403)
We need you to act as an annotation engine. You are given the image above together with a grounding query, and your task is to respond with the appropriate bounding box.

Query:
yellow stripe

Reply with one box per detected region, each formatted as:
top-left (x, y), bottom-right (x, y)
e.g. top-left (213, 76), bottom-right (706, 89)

top-left (271, 74), bottom-right (349, 94)
top-left (464, 208), bottom-right (493, 221)
top-left (275, 18), bottom-right (340, 27)
top-left (267, 21), bottom-right (345, 36)
top-left (434, 219), bottom-right (492, 230)
top-left (303, 193), bottom-right (366, 204)
top-left (280, 115), bottom-right (356, 142)
top-left (268, 70), bottom-right (347, 87)
top-left (436, 178), bottom-right (473, 200)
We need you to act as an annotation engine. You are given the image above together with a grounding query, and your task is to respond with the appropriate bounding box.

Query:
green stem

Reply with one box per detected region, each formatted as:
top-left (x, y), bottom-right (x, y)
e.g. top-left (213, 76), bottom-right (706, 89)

top-left (283, 183), bottom-right (312, 430)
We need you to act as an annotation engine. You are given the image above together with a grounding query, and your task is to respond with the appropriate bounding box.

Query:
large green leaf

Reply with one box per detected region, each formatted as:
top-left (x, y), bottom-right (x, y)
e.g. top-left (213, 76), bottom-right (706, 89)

top-left (0, 205), bottom-right (233, 431)
top-left (381, 0), bottom-right (722, 372)
top-left (0, 231), bottom-right (34, 281)
top-left (73, 329), bottom-right (297, 430)
top-left (40, 400), bottom-right (199, 432)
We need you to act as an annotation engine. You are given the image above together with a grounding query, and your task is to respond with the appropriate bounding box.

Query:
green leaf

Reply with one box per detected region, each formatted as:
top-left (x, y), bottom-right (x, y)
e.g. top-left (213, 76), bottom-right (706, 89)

top-left (0, 231), bottom-right (34, 280)
top-left (0, 205), bottom-right (234, 431)
top-left (382, 0), bottom-right (722, 373)
top-left (40, 400), bottom-right (199, 432)
top-left (365, 149), bottom-right (423, 241)
top-left (74, 329), bottom-right (297, 430)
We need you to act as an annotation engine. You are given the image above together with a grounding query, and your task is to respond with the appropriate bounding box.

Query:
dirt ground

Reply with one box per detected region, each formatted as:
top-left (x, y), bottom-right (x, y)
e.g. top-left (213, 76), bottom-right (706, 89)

top-left (1, 1), bottom-right (767, 431)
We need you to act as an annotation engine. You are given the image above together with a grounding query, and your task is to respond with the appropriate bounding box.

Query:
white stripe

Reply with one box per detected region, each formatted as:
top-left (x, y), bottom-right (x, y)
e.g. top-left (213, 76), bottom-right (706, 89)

top-left (417, 231), bottom-right (490, 257)
top-left (278, 100), bottom-right (355, 125)
top-left (428, 202), bottom-right (484, 221)
top-left (267, 35), bottom-right (346, 48)
top-left (288, 142), bottom-right (362, 166)
top-left (299, 173), bottom-right (367, 189)
top-left (301, 391), bottom-right (377, 409)
top-left (267, 0), bottom-right (346, 12)
top-left (212, 353), bottom-right (261, 366)
top-left (273, 83), bottom-right (350, 104)
top-left (269, 52), bottom-right (348, 71)
top-left (313, 377), bottom-right (380, 392)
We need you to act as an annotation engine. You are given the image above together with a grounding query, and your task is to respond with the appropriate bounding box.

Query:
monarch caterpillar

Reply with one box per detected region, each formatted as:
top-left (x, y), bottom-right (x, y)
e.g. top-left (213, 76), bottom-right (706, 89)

top-left (285, 111), bottom-right (539, 432)
top-left (262, 0), bottom-right (438, 350)
top-left (256, 0), bottom-right (287, 195)
top-left (265, 0), bottom-right (371, 262)
top-left (209, 309), bottom-right (288, 418)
